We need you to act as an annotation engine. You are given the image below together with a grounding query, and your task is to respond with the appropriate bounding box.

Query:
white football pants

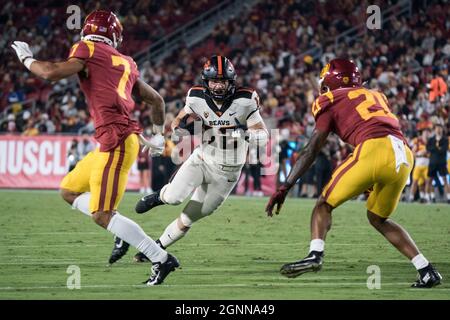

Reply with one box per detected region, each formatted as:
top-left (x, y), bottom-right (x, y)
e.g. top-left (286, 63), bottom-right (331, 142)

top-left (159, 148), bottom-right (242, 223)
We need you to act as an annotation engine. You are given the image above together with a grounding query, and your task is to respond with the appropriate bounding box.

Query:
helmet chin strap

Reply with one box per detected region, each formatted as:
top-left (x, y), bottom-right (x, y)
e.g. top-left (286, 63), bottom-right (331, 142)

top-left (112, 33), bottom-right (122, 49)
top-left (318, 77), bottom-right (324, 88)
top-left (81, 34), bottom-right (114, 48)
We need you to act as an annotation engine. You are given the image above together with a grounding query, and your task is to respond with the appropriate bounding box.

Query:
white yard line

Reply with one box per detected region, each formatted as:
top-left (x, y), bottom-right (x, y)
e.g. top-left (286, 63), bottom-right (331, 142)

top-left (2, 282), bottom-right (446, 291)
top-left (0, 242), bottom-right (442, 249)
top-left (0, 258), bottom-right (432, 265)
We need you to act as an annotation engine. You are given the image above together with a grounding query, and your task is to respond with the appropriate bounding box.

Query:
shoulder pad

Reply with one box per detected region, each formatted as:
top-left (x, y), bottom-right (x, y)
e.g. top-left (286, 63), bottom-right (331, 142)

top-left (188, 86), bottom-right (205, 98)
top-left (311, 91), bottom-right (334, 118)
top-left (234, 87), bottom-right (255, 100)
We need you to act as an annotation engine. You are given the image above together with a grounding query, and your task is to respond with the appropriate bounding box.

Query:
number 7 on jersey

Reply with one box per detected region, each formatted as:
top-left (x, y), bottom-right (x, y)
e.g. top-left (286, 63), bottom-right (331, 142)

top-left (111, 55), bottom-right (131, 100)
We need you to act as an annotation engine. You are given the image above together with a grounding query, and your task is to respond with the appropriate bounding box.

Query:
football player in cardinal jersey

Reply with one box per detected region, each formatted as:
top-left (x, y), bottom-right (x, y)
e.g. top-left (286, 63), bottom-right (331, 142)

top-left (11, 10), bottom-right (179, 285)
top-left (409, 129), bottom-right (430, 203)
top-left (110, 55), bottom-right (269, 263)
top-left (265, 59), bottom-right (442, 288)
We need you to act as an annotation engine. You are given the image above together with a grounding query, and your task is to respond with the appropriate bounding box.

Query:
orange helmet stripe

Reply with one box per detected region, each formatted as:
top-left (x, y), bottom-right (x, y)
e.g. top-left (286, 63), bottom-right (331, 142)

top-left (217, 55), bottom-right (223, 76)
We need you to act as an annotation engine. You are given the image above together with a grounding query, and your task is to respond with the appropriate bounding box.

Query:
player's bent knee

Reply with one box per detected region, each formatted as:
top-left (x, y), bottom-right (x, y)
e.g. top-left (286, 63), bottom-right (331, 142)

top-left (314, 197), bottom-right (334, 213)
top-left (161, 191), bottom-right (184, 205)
top-left (92, 210), bottom-right (114, 229)
top-left (367, 210), bottom-right (386, 227)
top-left (59, 188), bottom-right (80, 205)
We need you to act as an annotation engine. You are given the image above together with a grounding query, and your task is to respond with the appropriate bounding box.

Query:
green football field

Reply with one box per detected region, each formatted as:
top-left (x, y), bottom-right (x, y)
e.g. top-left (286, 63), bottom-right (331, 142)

top-left (0, 190), bottom-right (448, 300)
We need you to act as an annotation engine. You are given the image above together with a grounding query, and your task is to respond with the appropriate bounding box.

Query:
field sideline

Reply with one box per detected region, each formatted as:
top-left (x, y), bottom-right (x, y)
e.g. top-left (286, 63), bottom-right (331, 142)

top-left (0, 190), bottom-right (448, 299)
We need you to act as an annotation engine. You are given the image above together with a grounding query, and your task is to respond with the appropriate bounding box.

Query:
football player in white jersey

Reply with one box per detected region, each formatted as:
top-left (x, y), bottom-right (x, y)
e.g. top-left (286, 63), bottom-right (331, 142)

top-left (109, 55), bottom-right (268, 263)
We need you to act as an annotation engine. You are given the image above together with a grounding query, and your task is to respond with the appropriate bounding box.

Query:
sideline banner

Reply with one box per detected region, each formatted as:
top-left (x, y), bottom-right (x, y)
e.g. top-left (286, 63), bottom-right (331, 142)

top-left (0, 135), bottom-right (140, 189)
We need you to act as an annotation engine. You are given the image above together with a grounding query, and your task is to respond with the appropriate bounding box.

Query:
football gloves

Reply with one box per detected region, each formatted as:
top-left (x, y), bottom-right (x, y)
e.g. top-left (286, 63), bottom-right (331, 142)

top-left (11, 41), bottom-right (35, 69)
top-left (138, 133), bottom-right (165, 157)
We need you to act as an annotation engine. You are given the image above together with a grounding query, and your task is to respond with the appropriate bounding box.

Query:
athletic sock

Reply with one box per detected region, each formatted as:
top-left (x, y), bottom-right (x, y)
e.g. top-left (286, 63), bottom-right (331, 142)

top-left (107, 213), bottom-right (167, 263)
top-left (411, 253), bottom-right (429, 270)
top-left (309, 239), bottom-right (325, 253)
top-left (159, 218), bottom-right (187, 248)
top-left (72, 192), bottom-right (92, 217)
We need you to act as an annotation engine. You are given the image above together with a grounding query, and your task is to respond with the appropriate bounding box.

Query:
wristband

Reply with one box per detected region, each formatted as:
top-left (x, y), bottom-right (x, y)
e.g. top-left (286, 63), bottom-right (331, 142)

top-left (24, 57), bottom-right (36, 70)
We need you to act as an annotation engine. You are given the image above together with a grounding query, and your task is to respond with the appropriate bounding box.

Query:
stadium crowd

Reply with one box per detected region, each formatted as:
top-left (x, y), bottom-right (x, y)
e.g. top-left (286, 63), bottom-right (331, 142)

top-left (0, 0), bottom-right (449, 201)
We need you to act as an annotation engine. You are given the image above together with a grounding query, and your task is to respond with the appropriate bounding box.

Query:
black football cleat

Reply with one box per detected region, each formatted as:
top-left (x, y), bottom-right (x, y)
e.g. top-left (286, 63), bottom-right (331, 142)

top-left (108, 236), bottom-right (130, 265)
top-left (135, 190), bottom-right (165, 214)
top-left (411, 264), bottom-right (442, 288)
top-left (144, 254), bottom-right (180, 286)
top-left (134, 252), bottom-right (151, 263)
top-left (280, 251), bottom-right (324, 278)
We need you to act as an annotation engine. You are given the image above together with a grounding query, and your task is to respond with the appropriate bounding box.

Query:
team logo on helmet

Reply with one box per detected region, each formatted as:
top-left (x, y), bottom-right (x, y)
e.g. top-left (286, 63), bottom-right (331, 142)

top-left (320, 63), bottom-right (330, 78)
top-left (343, 76), bottom-right (349, 84)
top-left (91, 25), bottom-right (98, 32)
top-left (204, 112), bottom-right (209, 118)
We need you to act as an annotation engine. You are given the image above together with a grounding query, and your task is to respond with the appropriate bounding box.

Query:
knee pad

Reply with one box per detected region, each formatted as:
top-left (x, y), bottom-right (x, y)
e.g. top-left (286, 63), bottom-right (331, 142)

top-left (160, 185), bottom-right (184, 205)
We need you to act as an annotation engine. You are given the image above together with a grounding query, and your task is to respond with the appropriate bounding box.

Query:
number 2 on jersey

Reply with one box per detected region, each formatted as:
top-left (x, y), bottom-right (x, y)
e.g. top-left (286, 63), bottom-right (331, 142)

top-left (348, 89), bottom-right (397, 121)
top-left (111, 55), bottom-right (131, 100)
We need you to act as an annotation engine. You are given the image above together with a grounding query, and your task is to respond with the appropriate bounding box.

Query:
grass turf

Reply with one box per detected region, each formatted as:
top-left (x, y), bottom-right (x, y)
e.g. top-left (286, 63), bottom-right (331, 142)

top-left (0, 190), bottom-right (448, 299)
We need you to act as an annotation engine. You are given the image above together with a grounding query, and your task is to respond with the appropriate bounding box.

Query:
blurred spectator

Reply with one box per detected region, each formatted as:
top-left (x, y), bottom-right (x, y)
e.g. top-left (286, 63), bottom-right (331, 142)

top-left (6, 114), bottom-right (16, 133)
top-left (137, 149), bottom-right (152, 194)
top-left (67, 139), bottom-right (80, 172)
top-left (22, 119), bottom-right (39, 136)
top-left (77, 134), bottom-right (94, 157)
top-left (37, 113), bottom-right (55, 133)
top-left (429, 70), bottom-right (448, 103)
top-left (426, 123), bottom-right (450, 203)
top-left (243, 147), bottom-right (263, 197)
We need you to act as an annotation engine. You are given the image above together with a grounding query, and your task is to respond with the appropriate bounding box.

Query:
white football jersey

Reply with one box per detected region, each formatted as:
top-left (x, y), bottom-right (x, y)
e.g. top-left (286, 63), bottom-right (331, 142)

top-left (183, 86), bottom-right (263, 166)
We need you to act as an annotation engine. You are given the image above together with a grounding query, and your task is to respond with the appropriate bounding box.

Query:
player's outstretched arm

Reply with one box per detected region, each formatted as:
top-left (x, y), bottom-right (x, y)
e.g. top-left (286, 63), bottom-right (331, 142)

top-left (29, 59), bottom-right (85, 81)
top-left (132, 78), bottom-right (166, 131)
top-left (11, 41), bottom-right (84, 81)
top-left (284, 129), bottom-right (329, 187)
top-left (133, 78), bottom-right (166, 156)
top-left (171, 108), bottom-right (188, 131)
top-left (265, 129), bottom-right (329, 216)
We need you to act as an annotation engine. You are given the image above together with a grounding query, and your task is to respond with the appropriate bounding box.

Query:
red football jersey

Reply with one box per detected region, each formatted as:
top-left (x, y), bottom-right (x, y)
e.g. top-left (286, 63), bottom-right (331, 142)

top-left (312, 87), bottom-right (405, 147)
top-left (68, 40), bottom-right (142, 151)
